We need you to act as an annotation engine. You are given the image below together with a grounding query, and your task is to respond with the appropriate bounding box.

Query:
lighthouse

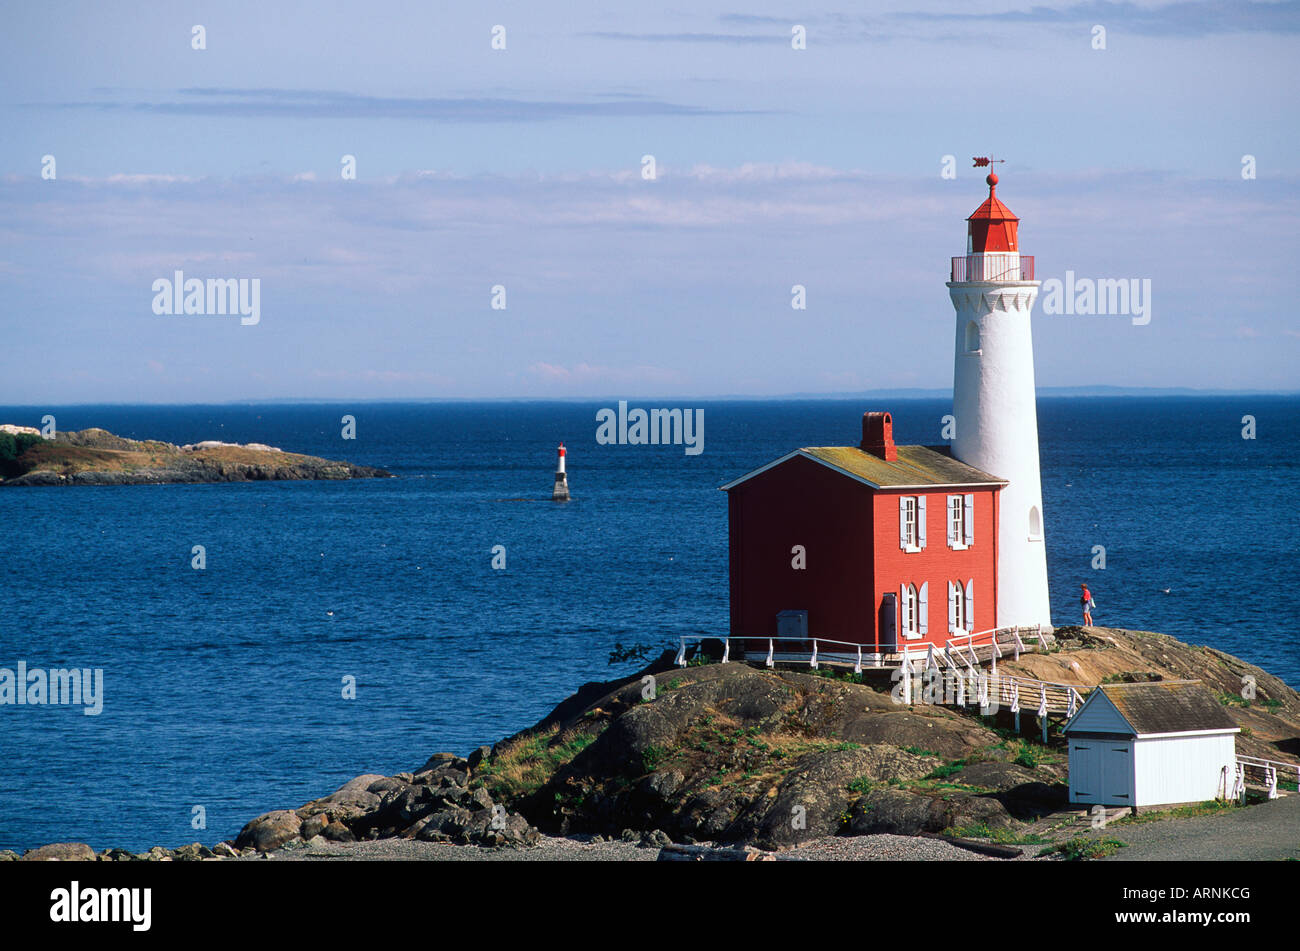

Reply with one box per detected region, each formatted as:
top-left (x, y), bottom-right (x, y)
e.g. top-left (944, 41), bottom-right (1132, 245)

top-left (552, 443), bottom-right (570, 501)
top-left (947, 169), bottom-right (1052, 631)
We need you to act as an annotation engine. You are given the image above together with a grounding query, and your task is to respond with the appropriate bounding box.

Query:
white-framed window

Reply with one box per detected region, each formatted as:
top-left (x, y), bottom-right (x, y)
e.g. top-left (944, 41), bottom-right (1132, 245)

top-left (947, 493), bottom-right (975, 549)
top-left (948, 579), bottom-right (975, 634)
top-left (898, 495), bottom-right (926, 552)
top-left (900, 582), bottom-right (928, 639)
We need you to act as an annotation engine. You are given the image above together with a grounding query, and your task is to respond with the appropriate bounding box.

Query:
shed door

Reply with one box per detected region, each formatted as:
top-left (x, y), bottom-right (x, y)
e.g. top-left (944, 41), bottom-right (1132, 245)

top-left (1071, 741), bottom-right (1133, 805)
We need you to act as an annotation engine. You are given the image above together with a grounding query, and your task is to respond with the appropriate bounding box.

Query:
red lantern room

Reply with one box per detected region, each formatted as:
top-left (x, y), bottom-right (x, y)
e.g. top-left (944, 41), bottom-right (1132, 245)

top-left (966, 172), bottom-right (1019, 253)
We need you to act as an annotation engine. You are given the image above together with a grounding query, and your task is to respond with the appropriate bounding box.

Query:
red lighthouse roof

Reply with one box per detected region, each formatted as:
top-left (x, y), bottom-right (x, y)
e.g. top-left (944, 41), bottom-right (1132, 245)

top-left (967, 172), bottom-right (1020, 253)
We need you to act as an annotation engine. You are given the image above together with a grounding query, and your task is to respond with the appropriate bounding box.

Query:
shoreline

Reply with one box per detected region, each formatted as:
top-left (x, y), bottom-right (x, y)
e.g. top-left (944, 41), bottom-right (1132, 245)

top-left (6, 626), bottom-right (1299, 863)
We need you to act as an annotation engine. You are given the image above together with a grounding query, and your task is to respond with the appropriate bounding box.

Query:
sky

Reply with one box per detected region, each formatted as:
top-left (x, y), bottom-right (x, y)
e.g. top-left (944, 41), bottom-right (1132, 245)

top-left (0, 0), bottom-right (1297, 402)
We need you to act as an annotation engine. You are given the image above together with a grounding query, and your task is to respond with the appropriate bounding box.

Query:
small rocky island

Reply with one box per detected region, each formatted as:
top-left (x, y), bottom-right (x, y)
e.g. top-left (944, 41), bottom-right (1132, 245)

top-left (0, 425), bottom-right (391, 486)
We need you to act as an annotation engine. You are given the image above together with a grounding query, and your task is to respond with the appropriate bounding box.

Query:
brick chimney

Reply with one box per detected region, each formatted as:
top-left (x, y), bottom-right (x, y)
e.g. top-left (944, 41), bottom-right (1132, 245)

top-left (860, 411), bottom-right (897, 461)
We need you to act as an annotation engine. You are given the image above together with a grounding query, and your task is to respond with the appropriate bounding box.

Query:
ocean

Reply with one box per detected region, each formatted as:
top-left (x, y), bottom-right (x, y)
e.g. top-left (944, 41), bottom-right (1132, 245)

top-left (0, 396), bottom-right (1296, 852)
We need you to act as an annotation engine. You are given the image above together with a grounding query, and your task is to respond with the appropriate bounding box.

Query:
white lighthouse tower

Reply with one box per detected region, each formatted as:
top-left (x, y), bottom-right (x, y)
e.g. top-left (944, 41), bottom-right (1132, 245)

top-left (947, 166), bottom-right (1052, 630)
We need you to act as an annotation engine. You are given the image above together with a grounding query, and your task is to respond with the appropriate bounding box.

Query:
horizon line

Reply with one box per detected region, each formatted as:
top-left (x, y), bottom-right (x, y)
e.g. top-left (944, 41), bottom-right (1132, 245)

top-left (2, 385), bottom-right (1298, 410)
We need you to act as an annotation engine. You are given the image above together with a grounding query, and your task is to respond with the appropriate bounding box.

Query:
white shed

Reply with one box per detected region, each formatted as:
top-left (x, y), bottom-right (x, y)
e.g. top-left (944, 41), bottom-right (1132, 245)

top-left (1064, 681), bottom-right (1239, 811)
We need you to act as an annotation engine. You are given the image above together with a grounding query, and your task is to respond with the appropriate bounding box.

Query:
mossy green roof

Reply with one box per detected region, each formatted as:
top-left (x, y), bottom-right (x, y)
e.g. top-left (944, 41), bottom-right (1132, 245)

top-left (721, 445), bottom-right (1007, 491)
top-left (1096, 681), bottom-right (1238, 736)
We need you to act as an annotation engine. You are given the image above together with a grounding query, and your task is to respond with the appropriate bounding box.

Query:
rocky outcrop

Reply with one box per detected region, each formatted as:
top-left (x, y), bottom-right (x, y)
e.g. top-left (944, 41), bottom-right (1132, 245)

top-left (0, 426), bottom-right (391, 486)
top-left (468, 628), bottom-right (1299, 850)
top-left (10, 627), bottom-right (1297, 859)
top-left (490, 660), bottom-right (1068, 850)
top-left (16, 841), bottom-right (97, 862)
top-left (233, 758), bottom-right (541, 853)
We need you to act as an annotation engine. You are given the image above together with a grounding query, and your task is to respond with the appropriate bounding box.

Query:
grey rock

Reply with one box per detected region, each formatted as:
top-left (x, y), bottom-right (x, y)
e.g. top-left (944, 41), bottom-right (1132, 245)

top-left (467, 745), bottom-right (493, 772)
top-left (300, 814), bottom-right (329, 840)
top-left (20, 842), bottom-right (96, 862)
top-left (234, 809), bottom-right (303, 852)
top-left (296, 773), bottom-right (386, 821)
top-left (320, 821), bottom-right (356, 843)
top-left (640, 830), bottom-right (673, 848)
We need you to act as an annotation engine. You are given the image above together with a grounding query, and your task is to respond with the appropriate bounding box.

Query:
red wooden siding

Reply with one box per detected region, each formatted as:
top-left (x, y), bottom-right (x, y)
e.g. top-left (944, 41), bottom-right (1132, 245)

top-left (727, 455), bottom-right (875, 642)
top-left (870, 487), bottom-right (999, 649)
top-left (727, 454), bottom-right (1001, 650)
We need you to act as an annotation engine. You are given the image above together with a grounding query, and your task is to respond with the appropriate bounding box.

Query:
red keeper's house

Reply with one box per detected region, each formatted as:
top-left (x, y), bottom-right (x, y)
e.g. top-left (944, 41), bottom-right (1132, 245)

top-left (720, 411), bottom-right (1005, 654)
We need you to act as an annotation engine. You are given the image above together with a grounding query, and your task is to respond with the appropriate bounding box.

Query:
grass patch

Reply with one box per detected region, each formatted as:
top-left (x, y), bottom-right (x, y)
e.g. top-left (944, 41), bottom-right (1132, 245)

top-left (924, 761), bottom-right (966, 780)
top-left (472, 725), bottom-right (600, 800)
top-left (1115, 800), bottom-right (1235, 825)
top-left (905, 779), bottom-right (995, 794)
top-left (808, 667), bottom-right (866, 684)
top-left (641, 745), bottom-right (669, 773)
top-left (1216, 691), bottom-right (1251, 708)
top-left (1038, 835), bottom-right (1128, 861)
top-left (948, 822), bottom-right (1049, 845)
top-left (980, 736), bottom-right (1059, 768)
top-left (1101, 672), bottom-right (1162, 685)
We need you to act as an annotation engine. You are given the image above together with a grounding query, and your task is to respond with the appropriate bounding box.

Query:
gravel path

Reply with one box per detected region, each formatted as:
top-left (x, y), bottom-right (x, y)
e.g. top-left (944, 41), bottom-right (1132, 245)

top-left (231, 796), bottom-right (1299, 862)
top-left (236, 833), bottom-right (1015, 862)
top-left (1100, 793), bottom-right (1300, 861)
top-left (779, 835), bottom-right (997, 861)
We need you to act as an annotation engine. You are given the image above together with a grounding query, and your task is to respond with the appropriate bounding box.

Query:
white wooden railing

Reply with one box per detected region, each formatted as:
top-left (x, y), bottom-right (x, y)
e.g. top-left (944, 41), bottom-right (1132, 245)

top-left (672, 633), bottom-right (1084, 733)
top-left (674, 635), bottom-right (886, 674)
top-left (1232, 754), bottom-right (1300, 801)
top-left (673, 625), bottom-right (1048, 675)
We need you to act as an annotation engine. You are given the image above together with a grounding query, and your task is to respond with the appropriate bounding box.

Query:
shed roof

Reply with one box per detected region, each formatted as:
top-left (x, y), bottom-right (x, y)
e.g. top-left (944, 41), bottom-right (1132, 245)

top-left (1065, 681), bottom-right (1239, 737)
top-left (720, 444), bottom-right (1007, 492)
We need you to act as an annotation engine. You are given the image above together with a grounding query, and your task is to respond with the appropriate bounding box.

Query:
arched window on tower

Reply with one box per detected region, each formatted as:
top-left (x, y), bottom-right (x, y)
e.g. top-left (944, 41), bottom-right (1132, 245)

top-left (1028, 505), bottom-right (1043, 540)
top-left (965, 320), bottom-right (981, 353)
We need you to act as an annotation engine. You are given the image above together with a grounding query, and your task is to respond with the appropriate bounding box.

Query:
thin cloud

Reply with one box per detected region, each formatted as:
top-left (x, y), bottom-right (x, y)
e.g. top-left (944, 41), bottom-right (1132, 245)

top-left (582, 30), bottom-right (787, 44)
top-left (44, 87), bottom-right (768, 122)
top-left (891, 0), bottom-right (1300, 37)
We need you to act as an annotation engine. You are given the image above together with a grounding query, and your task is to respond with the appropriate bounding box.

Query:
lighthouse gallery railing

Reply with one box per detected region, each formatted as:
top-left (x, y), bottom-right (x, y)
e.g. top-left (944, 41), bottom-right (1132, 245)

top-left (951, 254), bottom-right (1034, 282)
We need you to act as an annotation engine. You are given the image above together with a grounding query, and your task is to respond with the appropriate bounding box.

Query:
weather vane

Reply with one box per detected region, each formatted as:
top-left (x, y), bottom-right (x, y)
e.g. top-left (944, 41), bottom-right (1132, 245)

top-left (971, 156), bottom-right (1006, 168)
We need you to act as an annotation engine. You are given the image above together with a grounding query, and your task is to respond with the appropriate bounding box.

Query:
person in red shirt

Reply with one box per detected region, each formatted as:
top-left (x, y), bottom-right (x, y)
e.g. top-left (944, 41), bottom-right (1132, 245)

top-left (1080, 583), bottom-right (1094, 626)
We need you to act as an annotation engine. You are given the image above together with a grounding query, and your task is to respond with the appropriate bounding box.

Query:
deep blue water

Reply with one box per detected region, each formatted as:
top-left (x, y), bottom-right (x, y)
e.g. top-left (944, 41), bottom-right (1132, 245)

top-left (0, 396), bottom-right (1296, 852)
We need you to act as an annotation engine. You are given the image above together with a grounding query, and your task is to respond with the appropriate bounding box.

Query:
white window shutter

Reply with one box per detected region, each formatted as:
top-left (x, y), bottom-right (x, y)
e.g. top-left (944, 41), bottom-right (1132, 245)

top-left (964, 494), bottom-right (975, 546)
top-left (899, 497), bottom-right (907, 550)
top-left (964, 579), bottom-right (975, 632)
top-left (919, 582), bottom-right (928, 635)
top-left (917, 496), bottom-right (926, 549)
top-left (947, 496), bottom-right (957, 547)
top-left (900, 583), bottom-right (908, 631)
top-left (948, 581), bottom-right (957, 633)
